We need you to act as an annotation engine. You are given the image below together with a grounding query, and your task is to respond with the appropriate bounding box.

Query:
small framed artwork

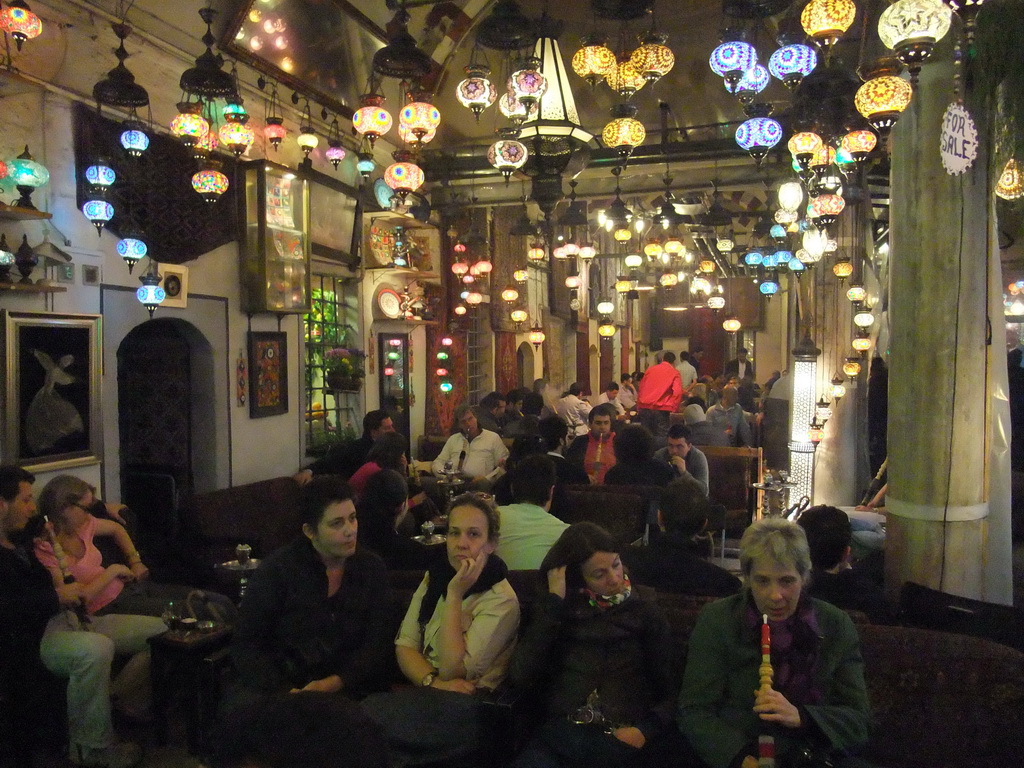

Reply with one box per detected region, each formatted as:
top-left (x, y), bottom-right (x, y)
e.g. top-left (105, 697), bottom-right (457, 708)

top-left (55, 264), bottom-right (74, 284)
top-left (1, 310), bottom-right (102, 471)
top-left (248, 331), bottom-right (288, 418)
top-left (82, 264), bottom-right (101, 286)
top-left (159, 263), bottom-right (189, 309)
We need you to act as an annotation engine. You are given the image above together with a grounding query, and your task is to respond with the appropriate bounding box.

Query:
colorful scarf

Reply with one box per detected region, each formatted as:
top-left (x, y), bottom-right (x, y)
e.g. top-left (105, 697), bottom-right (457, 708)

top-left (583, 573), bottom-right (633, 610)
top-left (744, 595), bottom-right (823, 705)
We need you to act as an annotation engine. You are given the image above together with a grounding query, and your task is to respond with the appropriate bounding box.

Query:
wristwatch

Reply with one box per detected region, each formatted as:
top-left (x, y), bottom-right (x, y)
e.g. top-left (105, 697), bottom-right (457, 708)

top-left (420, 671), bottom-right (437, 688)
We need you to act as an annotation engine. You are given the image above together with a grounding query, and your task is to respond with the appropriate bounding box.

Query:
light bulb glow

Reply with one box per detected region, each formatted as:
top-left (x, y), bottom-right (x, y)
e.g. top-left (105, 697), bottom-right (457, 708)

top-left (779, 180), bottom-right (805, 211)
top-left (996, 159), bottom-right (1024, 200)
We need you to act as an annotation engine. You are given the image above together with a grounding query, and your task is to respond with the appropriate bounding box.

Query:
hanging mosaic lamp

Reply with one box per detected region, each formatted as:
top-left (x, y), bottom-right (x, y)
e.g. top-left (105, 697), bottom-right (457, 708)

top-left (717, 236), bottom-right (735, 252)
top-left (629, 30), bottom-right (675, 84)
top-left (832, 259), bottom-right (854, 280)
top-left (399, 96), bottom-right (441, 145)
top-left (0, 0), bottom-right (41, 51)
top-left (325, 117), bottom-right (347, 170)
top-left (117, 234), bottom-right (147, 274)
top-left (847, 284), bottom-right (867, 302)
top-left (852, 330), bottom-right (872, 351)
top-left (606, 58), bottom-right (646, 99)
top-left (81, 197), bottom-right (113, 236)
top-left (498, 91), bottom-right (537, 124)
top-left (778, 180), bottom-right (805, 211)
top-left (528, 324), bottom-right (546, 348)
top-left (353, 93), bottom-right (393, 149)
top-left (787, 131), bottom-right (823, 169)
top-left (878, 0), bottom-right (952, 81)
top-left (219, 106), bottom-right (255, 158)
top-left (456, 64), bottom-right (497, 121)
top-left (840, 129), bottom-right (877, 164)
top-left (735, 105), bottom-right (782, 164)
top-left (811, 193), bottom-right (846, 227)
top-left (170, 101), bottom-right (209, 149)
top-left (723, 315), bottom-right (742, 333)
top-left (709, 38), bottom-right (757, 90)
top-left (768, 43), bottom-right (817, 89)
top-left (843, 356), bottom-right (862, 377)
top-left (527, 242), bottom-right (546, 262)
top-left (759, 278), bottom-right (780, 297)
top-left (137, 263), bottom-right (165, 318)
top-left (357, 151), bottom-right (376, 181)
top-left (727, 64), bottom-right (770, 105)
top-left (384, 149), bottom-right (424, 200)
top-left (602, 103), bottom-right (646, 159)
top-left (855, 60), bottom-right (913, 134)
top-left (263, 117), bottom-right (286, 151)
top-left (996, 159), bottom-right (1024, 200)
top-left (513, 267), bottom-right (529, 282)
top-left (801, 0), bottom-right (857, 49)
top-left (572, 34), bottom-right (617, 87)
top-left (510, 308), bottom-right (529, 323)
top-left (510, 56), bottom-right (547, 111)
top-left (85, 161), bottom-right (116, 192)
top-left (120, 121), bottom-right (150, 157)
top-left (191, 162), bottom-right (230, 203)
top-left (487, 135), bottom-right (529, 183)
top-left (707, 295), bottom-right (726, 310)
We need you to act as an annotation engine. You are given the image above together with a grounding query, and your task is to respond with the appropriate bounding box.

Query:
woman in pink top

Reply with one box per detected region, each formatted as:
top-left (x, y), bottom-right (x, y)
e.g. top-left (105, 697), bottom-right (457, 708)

top-left (34, 475), bottom-right (167, 721)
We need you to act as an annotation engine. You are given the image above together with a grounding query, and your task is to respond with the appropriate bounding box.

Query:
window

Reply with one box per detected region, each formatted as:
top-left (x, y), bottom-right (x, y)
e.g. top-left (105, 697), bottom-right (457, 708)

top-left (302, 274), bottom-right (358, 455)
top-left (466, 302), bottom-right (491, 404)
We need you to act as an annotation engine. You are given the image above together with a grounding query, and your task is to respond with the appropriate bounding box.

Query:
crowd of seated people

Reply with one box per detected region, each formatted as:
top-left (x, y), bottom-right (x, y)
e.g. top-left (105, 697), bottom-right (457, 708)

top-left (2, 452), bottom-right (886, 768)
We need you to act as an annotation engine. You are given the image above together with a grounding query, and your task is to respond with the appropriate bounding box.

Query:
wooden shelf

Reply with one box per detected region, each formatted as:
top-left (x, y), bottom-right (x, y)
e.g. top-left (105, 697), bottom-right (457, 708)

top-left (0, 205), bottom-right (53, 221)
top-left (0, 281), bottom-right (67, 293)
top-left (365, 267), bottom-right (439, 279)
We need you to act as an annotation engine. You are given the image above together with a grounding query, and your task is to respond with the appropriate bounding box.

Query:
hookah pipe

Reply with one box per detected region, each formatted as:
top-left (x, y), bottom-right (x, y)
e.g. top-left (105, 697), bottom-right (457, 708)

top-left (43, 515), bottom-right (90, 630)
top-left (590, 432), bottom-right (605, 482)
top-left (859, 457), bottom-right (888, 507)
top-left (743, 614), bottom-right (776, 768)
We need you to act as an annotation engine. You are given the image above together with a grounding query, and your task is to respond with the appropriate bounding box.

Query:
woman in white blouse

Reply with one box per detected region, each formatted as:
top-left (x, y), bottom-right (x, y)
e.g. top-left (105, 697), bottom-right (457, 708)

top-left (361, 493), bottom-right (520, 765)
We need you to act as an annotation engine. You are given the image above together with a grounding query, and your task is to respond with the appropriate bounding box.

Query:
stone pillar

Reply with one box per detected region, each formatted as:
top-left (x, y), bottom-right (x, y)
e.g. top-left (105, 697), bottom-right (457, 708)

top-left (886, 47), bottom-right (992, 600)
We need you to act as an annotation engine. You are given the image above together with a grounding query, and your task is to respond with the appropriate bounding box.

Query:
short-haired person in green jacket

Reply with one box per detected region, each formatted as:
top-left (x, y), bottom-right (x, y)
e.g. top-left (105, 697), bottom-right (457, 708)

top-left (677, 518), bottom-right (872, 768)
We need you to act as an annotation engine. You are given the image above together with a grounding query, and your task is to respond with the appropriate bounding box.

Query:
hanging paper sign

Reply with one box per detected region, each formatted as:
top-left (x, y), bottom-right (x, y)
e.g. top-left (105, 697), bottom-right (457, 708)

top-left (940, 102), bottom-right (978, 176)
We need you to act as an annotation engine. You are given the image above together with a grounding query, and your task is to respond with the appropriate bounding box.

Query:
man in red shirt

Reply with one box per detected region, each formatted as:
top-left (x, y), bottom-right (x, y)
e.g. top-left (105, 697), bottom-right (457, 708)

top-left (636, 351), bottom-right (683, 441)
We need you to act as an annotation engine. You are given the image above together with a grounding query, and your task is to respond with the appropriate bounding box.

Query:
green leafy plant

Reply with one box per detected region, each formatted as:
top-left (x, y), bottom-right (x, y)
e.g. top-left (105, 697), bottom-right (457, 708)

top-left (324, 347), bottom-right (367, 378)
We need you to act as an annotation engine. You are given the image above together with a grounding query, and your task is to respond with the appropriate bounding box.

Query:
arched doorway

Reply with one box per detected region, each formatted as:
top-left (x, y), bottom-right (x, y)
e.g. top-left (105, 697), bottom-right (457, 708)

top-left (517, 341), bottom-right (535, 388)
top-left (116, 319), bottom-right (216, 563)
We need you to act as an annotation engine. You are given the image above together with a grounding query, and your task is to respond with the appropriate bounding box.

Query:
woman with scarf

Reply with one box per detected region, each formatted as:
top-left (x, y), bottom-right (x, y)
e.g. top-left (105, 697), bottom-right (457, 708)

top-left (361, 493), bottom-right (520, 766)
top-left (677, 518), bottom-right (871, 768)
top-left (508, 522), bottom-right (677, 768)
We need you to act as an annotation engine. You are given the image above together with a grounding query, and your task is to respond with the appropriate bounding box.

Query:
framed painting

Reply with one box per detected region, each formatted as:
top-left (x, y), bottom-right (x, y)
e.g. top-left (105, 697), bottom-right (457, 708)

top-left (248, 331), bottom-right (289, 418)
top-left (222, 0), bottom-right (386, 118)
top-left (1, 311), bottom-right (102, 471)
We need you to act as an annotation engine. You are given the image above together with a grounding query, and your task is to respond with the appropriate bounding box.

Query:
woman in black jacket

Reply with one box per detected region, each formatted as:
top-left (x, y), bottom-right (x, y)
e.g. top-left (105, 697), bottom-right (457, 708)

top-left (508, 522), bottom-right (678, 768)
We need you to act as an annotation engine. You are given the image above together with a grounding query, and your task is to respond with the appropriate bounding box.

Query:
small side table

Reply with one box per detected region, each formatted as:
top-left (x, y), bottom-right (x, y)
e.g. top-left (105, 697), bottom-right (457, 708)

top-left (214, 558), bottom-right (261, 602)
top-left (149, 625), bottom-right (233, 754)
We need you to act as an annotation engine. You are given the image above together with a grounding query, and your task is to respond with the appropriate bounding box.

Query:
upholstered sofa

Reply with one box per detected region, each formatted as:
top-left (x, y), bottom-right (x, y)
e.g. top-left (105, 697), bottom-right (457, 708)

top-left (181, 477), bottom-right (1024, 768)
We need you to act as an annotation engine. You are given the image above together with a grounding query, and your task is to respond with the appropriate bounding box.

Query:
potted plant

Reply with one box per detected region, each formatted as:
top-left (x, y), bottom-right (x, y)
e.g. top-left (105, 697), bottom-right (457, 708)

top-left (323, 347), bottom-right (366, 392)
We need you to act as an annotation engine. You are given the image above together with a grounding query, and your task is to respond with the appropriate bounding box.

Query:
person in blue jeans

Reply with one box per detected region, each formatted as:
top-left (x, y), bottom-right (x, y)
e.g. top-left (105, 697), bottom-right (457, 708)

top-left (507, 522), bottom-right (679, 768)
top-left (0, 465), bottom-right (142, 768)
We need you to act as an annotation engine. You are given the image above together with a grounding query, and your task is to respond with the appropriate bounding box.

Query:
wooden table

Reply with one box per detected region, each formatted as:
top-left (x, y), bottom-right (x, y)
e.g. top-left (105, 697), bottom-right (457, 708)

top-left (149, 625), bottom-right (233, 754)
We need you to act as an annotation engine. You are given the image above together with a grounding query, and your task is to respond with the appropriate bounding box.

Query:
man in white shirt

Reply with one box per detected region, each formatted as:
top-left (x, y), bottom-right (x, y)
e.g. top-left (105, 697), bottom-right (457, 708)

top-left (555, 382), bottom-right (592, 436)
top-left (595, 381), bottom-right (628, 421)
top-left (617, 373), bottom-right (638, 413)
top-left (431, 404), bottom-right (509, 488)
top-left (678, 352), bottom-right (698, 393)
top-left (495, 454), bottom-right (568, 570)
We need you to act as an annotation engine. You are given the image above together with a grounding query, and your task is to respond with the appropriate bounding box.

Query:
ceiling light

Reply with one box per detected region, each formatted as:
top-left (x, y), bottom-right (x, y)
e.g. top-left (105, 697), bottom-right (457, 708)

top-left (768, 43), bottom-right (817, 89)
top-left (709, 39), bottom-right (757, 90)
top-left (192, 163), bottom-right (229, 203)
top-left (788, 131), bottom-right (823, 169)
top-left (778, 180), bottom-right (805, 211)
top-left (855, 61), bottom-right (913, 134)
top-left (572, 34), bottom-right (617, 87)
top-left (384, 150), bottom-right (424, 200)
top-left (527, 243), bottom-right (546, 261)
top-left (179, 8), bottom-right (235, 99)
top-left (510, 56), bottom-right (547, 111)
top-left (840, 129), bottom-right (878, 164)
top-left (853, 308), bottom-right (875, 327)
top-left (707, 295), bottom-right (726, 310)
top-left (1, 0), bottom-right (41, 50)
top-left (597, 299), bottom-right (615, 315)
top-left (170, 101), bottom-right (209, 149)
top-left (723, 316), bottom-right (742, 333)
top-left (511, 308), bottom-right (528, 323)
top-left (528, 324), bottom-right (546, 348)
top-left (629, 30), bottom-right (675, 84)
top-left (373, 7), bottom-right (431, 80)
top-left (456, 64), bottom-right (497, 121)
top-left (878, 0), bottom-right (952, 81)
top-left (136, 261), bottom-right (165, 318)
top-left (606, 58), bottom-right (646, 99)
top-left (117, 235), bottom-right (147, 274)
top-left (602, 103), bottom-right (646, 158)
top-left (727, 64), bottom-right (770, 104)
top-left (399, 96), bottom-right (441, 145)
top-left (501, 285), bottom-right (520, 303)
top-left (843, 357), bottom-right (862, 377)
top-left (488, 136), bottom-right (529, 182)
top-left (996, 159), bottom-right (1023, 200)
top-left (833, 259), bottom-right (854, 280)
top-left (736, 106), bottom-right (782, 164)
top-left (801, 0), bottom-right (857, 48)
top-left (353, 93), bottom-right (393, 149)
top-left (847, 285), bottom-right (867, 302)
top-left (624, 253), bottom-right (643, 268)
top-left (598, 319), bottom-right (616, 337)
